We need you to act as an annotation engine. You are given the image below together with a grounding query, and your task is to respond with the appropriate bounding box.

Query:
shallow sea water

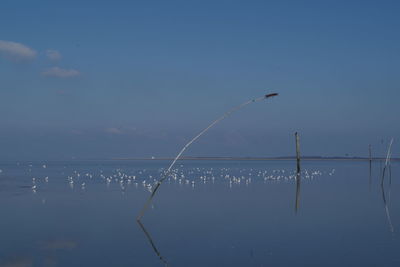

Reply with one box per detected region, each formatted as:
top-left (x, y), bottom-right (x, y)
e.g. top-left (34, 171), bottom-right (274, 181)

top-left (0, 160), bottom-right (399, 266)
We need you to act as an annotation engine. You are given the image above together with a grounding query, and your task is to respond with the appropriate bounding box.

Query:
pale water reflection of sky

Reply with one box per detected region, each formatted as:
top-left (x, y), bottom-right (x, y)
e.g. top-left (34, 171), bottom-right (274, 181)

top-left (0, 160), bottom-right (399, 266)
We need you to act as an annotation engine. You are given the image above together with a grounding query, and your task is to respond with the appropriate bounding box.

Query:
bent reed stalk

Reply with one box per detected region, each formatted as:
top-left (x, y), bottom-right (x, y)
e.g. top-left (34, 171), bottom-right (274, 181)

top-left (381, 138), bottom-right (394, 186)
top-left (137, 93), bottom-right (279, 220)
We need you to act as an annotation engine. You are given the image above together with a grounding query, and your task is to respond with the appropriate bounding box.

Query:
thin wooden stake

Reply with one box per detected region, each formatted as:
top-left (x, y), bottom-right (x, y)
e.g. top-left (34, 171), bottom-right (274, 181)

top-left (369, 144), bottom-right (372, 166)
top-left (295, 132), bottom-right (301, 174)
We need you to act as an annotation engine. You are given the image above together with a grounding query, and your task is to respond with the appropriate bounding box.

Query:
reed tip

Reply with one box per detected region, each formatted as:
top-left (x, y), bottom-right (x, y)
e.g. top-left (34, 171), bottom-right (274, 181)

top-left (265, 93), bottom-right (278, 98)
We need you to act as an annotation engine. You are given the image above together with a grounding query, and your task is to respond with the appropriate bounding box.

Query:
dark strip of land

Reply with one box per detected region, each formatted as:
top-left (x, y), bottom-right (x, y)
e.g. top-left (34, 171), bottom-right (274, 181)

top-left (113, 156), bottom-right (400, 161)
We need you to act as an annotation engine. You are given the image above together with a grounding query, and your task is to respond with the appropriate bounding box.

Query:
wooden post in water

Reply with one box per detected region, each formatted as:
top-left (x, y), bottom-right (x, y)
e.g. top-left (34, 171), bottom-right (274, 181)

top-left (295, 132), bottom-right (301, 174)
top-left (369, 144), bottom-right (372, 165)
top-left (369, 144), bottom-right (372, 189)
top-left (294, 132), bottom-right (301, 213)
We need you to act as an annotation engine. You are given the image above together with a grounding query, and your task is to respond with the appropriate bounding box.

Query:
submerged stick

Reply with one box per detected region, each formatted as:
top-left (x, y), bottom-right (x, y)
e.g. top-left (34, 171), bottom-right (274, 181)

top-left (137, 93), bottom-right (279, 220)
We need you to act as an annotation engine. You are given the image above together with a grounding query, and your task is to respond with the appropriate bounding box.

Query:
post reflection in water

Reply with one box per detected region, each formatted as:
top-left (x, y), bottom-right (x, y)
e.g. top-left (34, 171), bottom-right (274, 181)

top-left (369, 160), bottom-right (372, 191)
top-left (295, 173), bottom-right (301, 214)
top-left (137, 220), bottom-right (169, 267)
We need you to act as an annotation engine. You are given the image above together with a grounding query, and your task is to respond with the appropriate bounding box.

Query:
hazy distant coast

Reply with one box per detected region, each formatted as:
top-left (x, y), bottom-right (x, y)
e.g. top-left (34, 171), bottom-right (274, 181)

top-left (113, 156), bottom-right (400, 161)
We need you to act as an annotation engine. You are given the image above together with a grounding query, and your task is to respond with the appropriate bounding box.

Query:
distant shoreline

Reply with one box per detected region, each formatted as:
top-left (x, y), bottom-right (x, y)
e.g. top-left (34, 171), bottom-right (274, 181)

top-left (1, 157), bottom-right (398, 162)
top-left (113, 157), bottom-right (400, 161)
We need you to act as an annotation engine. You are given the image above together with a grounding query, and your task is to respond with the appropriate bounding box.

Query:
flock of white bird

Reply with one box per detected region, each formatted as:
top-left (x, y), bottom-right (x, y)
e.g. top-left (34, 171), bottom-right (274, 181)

top-left (11, 163), bottom-right (337, 194)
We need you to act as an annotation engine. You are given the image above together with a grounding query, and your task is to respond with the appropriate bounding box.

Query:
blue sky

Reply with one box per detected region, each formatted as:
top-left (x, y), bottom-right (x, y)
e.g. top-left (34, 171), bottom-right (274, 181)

top-left (1, 0), bottom-right (399, 160)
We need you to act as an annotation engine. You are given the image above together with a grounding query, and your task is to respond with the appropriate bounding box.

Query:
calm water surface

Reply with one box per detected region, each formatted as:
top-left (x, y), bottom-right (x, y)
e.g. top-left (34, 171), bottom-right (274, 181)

top-left (0, 160), bottom-right (399, 266)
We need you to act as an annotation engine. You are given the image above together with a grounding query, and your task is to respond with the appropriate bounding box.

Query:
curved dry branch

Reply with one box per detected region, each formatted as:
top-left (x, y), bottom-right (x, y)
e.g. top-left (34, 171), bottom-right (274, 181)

top-left (137, 93), bottom-right (278, 220)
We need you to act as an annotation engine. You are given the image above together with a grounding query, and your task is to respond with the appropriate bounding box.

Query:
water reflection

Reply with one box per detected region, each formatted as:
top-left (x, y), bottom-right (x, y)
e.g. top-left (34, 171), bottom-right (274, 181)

top-left (381, 183), bottom-right (394, 233)
top-left (0, 161), bottom-right (354, 266)
top-left (135, 167), bottom-right (333, 265)
top-left (379, 159), bottom-right (394, 233)
top-left (137, 220), bottom-right (169, 267)
top-left (40, 239), bottom-right (77, 250)
top-left (295, 173), bottom-right (301, 214)
top-left (0, 257), bottom-right (33, 267)
top-left (369, 160), bottom-right (372, 191)
top-left (369, 160), bottom-right (395, 234)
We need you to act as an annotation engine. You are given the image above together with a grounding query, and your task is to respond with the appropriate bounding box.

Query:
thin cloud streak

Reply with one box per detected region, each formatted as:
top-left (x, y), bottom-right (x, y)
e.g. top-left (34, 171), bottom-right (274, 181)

top-left (105, 127), bottom-right (124, 134)
top-left (0, 40), bottom-right (37, 61)
top-left (42, 67), bottom-right (80, 78)
top-left (46, 49), bottom-right (62, 61)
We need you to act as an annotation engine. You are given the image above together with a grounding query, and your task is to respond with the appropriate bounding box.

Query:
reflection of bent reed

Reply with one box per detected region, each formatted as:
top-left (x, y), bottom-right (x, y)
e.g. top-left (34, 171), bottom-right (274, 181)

top-left (137, 220), bottom-right (169, 267)
top-left (381, 184), bottom-right (394, 233)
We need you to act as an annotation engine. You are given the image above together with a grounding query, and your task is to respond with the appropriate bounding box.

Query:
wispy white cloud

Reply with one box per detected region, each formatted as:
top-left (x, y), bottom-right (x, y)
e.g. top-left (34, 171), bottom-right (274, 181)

top-left (104, 126), bottom-right (140, 135)
top-left (105, 128), bottom-right (124, 134)
top-left (42, 67), bottom-right (80, 78)
top-left (71, 129), bottom-right (83, 135)
top-left (46, 49), bottom-right (62, 61)
top-left (0, 40), bottom-right (37, 61)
